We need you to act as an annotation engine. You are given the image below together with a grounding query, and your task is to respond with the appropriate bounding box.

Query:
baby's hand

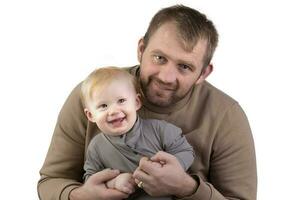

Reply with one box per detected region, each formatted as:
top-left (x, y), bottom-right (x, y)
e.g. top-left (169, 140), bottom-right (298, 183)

top-left (106, 173), bottom-right (136, 194)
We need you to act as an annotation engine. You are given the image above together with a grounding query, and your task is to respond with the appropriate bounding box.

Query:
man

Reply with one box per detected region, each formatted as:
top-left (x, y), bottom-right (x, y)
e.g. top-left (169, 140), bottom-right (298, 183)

top-left (38, 5), bottom-right (257, 200)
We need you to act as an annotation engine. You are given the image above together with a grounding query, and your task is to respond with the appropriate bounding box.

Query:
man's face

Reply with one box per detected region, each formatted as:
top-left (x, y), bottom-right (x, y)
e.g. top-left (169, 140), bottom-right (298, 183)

top-left (138, 22), bottom-right (210, 107)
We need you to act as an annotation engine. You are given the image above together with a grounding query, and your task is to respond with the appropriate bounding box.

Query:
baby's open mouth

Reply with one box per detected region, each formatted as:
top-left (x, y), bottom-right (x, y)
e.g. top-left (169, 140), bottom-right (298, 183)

top-left (108, 117), bottom-right (126, 126)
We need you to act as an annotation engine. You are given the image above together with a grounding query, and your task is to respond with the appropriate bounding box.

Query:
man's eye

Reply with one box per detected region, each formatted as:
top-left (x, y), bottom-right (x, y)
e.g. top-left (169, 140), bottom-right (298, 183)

top-left (155, 55), bottom-right (163, 60)
top-left (153, 55), bottom-right (166, 64)
top-left (118, 99), bottom-right (126, 104)
top-left (179, 64), bottom-right (192, 71)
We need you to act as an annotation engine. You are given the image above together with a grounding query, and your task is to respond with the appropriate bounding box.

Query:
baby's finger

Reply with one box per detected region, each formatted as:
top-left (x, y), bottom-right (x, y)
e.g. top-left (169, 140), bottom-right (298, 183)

top-left (122, 186), bottom-right (133, 194)
top-left (128, 177), bottom-right (136, 185)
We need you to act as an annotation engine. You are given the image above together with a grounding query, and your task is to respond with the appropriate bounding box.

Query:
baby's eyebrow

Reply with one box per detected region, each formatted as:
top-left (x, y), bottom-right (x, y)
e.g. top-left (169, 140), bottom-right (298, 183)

top-left (95, 101), bottom-right (106, 108)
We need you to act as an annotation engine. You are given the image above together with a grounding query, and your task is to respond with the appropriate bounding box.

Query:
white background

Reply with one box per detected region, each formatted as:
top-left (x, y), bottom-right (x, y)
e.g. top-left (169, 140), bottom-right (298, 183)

top-left (0, 0), bottom-right (299, 199)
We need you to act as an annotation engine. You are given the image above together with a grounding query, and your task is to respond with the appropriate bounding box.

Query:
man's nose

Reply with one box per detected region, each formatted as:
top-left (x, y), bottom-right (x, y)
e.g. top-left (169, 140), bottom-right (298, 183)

top-left (157, 63), bottom-right (177, 83)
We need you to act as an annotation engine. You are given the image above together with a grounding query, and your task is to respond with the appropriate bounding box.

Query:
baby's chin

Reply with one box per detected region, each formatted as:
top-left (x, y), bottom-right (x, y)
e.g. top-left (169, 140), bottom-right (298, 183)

top-left (104, 119), bottom-right (136, 136)
top-left (105, 127), bottom-right (131, 136)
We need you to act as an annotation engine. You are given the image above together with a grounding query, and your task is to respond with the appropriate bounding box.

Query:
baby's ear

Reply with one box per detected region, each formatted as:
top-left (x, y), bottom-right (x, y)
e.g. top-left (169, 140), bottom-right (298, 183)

top-left (84, 108), bottom-right (95, 122)
top-left (135, 94), bottom-right (142, 110)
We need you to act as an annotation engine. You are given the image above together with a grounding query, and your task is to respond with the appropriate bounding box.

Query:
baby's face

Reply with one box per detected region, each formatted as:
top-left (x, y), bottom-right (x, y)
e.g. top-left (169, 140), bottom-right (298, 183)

top-left (87, 79), bottom-right (141, 136)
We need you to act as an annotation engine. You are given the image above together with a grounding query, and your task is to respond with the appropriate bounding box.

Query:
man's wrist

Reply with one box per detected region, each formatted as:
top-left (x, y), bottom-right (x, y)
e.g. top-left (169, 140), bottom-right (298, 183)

top-left (69, 186), bottom-right (84, 200)
top-left (175, 174), bottom-right (199, 198)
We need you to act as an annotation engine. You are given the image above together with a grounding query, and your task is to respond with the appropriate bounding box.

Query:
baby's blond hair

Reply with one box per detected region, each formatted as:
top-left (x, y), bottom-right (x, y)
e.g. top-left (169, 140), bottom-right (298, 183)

top-left (81, 67), bottom-right (140, 107)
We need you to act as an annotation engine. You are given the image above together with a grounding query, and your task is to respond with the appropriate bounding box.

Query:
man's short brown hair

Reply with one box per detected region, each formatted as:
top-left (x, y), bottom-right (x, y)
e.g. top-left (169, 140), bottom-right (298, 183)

top-left (143, 5), bottom-right (218, 67)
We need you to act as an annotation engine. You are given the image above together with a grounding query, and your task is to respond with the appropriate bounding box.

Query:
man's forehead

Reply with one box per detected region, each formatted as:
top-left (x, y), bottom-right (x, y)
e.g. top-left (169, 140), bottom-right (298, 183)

top-left (150, 22), bottom-right (207, 50)
top-left (147, 23), bottom-right (207, 67)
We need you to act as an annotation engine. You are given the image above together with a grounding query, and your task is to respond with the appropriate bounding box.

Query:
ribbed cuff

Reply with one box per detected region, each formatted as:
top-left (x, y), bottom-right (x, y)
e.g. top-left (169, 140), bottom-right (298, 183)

top-left (60, 184), bottom-right (82, 200)
top-left (176, 174), bottom-right (212, 200)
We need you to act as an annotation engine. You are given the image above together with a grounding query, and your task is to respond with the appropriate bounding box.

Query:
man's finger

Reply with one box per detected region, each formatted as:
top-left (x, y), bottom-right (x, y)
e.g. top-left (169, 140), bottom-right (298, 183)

top-left (90, 168), bottom-right (120, 184)
top-left (150, 151), bottom-right (175, 164)
top-left (133, 166), bottom-right (151, 184)
top-left (138, 157), bottom-right (160, 174)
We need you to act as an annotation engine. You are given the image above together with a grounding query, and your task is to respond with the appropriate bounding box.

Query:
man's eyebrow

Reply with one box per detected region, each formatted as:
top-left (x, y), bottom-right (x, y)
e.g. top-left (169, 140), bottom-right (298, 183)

top-left (151, 49), bottom-right (196, 70)
top-left (151, 49), bottom-right (166, 55)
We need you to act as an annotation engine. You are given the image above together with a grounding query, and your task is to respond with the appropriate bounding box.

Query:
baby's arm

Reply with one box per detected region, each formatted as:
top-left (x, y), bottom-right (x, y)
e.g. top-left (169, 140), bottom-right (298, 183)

top-left (106, 173), bottom-right (136, 194)
top-left (162, 122), bottom-right (195, 171)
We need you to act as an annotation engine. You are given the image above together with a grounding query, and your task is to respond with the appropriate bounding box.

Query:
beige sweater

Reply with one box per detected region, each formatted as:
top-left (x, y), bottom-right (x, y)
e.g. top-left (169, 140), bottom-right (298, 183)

top-left (38, 66), bottom-right (257, 200)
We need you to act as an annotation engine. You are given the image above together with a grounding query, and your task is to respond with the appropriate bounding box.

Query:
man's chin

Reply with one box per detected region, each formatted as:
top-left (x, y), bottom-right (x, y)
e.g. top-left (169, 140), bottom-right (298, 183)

top-left (147, 96), bottom-right (173, 107)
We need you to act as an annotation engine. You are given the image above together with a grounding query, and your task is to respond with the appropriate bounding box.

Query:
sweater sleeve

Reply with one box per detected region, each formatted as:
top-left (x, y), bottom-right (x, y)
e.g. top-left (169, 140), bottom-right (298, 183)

top-left (179, 103), bottom-right (257, 200)
top-left (162, 122), bottom-right (195, 171)
top-left (83, 135), bottom-right (105, 182)
top-left (38, 83), bottom-right (87, 200)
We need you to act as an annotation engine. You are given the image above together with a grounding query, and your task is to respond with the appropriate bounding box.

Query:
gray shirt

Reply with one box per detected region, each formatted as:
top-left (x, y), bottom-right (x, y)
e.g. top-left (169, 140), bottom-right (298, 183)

top-left (84, 117), bottom-right (194, 199)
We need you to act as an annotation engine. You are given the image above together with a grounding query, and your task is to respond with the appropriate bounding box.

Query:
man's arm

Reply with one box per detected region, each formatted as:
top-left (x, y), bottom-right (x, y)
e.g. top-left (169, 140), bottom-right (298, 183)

top-left (133, 103), bottom-right (257, 200)
top-left (38, 83), bottom-right (87, 199)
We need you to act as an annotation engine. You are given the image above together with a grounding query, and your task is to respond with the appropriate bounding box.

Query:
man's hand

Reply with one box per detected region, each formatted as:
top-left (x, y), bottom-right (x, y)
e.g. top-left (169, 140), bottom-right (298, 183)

top-left (69, 169), bottom-right (129, 200)
top-left (106, 173), bottom-right (136, 194)
top-left (133, 151), bottom-right (198, 198)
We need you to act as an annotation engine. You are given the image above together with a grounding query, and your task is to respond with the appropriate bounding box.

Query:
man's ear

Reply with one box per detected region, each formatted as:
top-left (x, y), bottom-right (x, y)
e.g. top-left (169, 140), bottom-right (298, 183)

top-left (137, 38), bottom-right (145, 63)
top-left (195, 64), bottom-right (213, 85)
top-left (84, 108), bottom-right (95, 122)
top-left (135, 93), bottom-right (142, 110)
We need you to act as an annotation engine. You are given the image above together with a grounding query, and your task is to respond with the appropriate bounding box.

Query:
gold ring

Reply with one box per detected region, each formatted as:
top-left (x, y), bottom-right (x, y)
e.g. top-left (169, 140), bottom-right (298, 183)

top-left (137, 181), bottom-right (143, 189)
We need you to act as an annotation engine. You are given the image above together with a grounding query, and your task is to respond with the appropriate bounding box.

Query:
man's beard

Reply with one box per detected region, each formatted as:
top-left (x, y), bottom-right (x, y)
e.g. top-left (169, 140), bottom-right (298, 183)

top-left (141, 76), bottom-right (180, 107)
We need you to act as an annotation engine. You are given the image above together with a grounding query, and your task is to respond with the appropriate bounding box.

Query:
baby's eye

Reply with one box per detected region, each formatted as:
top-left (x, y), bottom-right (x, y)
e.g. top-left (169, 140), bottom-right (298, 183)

top-left (99, 104), bottom-right (107, 109)
top-left (118, 98), bottom-right (126, 104)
